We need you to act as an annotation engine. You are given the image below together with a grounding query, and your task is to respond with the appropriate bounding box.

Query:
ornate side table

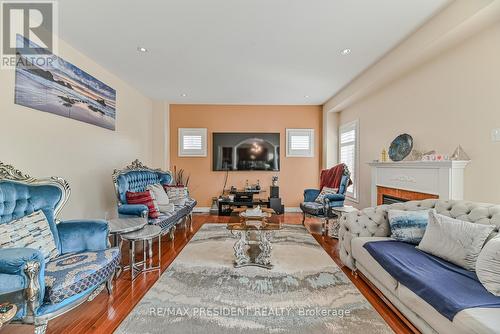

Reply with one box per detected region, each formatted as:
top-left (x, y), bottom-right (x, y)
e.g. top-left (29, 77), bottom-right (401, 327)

top-left (121, 225), bottom-right (162, 281)
top-left (108, 217), bottom-right (147, 277)
top-left (328, 206), bottom-right (357, 239)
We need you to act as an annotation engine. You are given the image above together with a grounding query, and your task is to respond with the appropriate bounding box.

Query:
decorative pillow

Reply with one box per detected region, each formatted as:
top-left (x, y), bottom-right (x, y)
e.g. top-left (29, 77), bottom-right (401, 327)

top-left (147, 184), bottom-right (169, 204)
top-left (147, 184), bottom-right (175, 213)
top-left (126, 190), bottom-right (160, 219)
top-left (0, 210), bottom-right (59, 263)
top-left (388, 209), bottom-right (430, 244)
top-left (417, 211), bottom-right (495, 271)
top-left (476, 236), bottom-right (500, 296)
top-left (164, 185), bottom-right (188, 205)
top-left (315, 187), bottom-right (338, 203)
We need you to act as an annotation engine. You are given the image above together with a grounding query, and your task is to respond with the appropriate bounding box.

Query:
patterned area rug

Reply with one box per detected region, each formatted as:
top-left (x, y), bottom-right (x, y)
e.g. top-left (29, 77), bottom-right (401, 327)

top-left (116, 224), bottom-right (392, 334)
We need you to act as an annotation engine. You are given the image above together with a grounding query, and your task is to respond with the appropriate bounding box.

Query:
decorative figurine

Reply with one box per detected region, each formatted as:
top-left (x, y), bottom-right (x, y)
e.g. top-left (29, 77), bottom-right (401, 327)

top-left (381, 149), bottom-right (389, 162)
top-left (450, 145), bottom-right (471, 161)
top-left (271, 175), bottom-right (279, 187)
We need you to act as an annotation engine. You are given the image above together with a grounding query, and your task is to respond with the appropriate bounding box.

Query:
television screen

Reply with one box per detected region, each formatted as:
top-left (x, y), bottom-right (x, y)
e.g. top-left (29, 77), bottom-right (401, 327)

top-left (213, 133), bottom-right (280, 171)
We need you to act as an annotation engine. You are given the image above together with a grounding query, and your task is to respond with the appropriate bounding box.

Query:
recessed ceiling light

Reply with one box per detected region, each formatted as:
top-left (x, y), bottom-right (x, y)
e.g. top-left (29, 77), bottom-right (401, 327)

top-left (137, 46), bottom-right (148, 53)
top-left (304, 95), bottom-right (310, 98)
top-left (341, 48), bottom-right (351, 56)
top-left (181, 93), bottom-right (187, 97)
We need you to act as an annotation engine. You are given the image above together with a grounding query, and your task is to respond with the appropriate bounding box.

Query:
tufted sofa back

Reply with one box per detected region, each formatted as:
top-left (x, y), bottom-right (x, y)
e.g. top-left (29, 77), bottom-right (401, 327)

top-left (339, 199), bottom-right (500, 271)
top-left (115, 170), bottom-right (172, 204)
top-left (347, 199), bottom-right (500, 238)
top-left (391, 199), bottom-right (500, 231)
top-left (0, 181), bottom-right (63, 248)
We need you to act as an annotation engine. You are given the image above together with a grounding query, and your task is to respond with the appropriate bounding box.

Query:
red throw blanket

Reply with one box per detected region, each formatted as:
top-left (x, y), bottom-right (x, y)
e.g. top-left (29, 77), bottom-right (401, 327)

top-left (319, 164), bottom-right (352, 191)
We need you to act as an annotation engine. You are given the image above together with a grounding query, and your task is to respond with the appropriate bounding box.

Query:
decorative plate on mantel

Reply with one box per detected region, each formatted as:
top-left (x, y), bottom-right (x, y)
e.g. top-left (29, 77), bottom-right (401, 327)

top-left (388, 133), bottom-right (413, 161)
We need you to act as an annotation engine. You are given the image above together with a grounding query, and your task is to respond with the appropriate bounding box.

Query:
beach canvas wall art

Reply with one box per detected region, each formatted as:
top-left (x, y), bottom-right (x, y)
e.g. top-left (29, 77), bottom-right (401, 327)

top-left (14, 35), bottom-right (116, 130)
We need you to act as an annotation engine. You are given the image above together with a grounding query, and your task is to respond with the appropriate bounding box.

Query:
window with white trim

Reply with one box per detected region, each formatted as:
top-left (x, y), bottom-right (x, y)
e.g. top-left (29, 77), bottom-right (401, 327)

top-left (178, 128), bottom-right (207, 157)
top-left (286, 129), bottom-right (314, 157)
top-left (339, 120), bottom-right (359, 200)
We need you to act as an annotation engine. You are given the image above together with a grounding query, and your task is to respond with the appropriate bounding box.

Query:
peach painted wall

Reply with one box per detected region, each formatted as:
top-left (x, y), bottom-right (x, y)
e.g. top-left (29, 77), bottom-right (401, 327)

top-left (170, 105), bottom-right (323, 208)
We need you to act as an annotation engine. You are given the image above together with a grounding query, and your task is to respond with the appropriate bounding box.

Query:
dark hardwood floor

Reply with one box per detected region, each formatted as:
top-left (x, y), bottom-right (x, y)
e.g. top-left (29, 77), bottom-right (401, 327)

top-left (4, 213), bottom-right (416, 334)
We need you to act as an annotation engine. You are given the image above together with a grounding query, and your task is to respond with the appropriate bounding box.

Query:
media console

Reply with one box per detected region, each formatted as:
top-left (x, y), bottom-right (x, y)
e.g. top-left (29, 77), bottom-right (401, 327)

top-left (217, 187), bottom-right (283, 216)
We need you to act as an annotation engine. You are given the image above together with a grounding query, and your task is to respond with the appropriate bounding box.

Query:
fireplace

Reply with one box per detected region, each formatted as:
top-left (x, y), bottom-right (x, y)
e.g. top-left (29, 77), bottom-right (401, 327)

top-left (377, 186), bottom-right (437, 205)
top-left (369, 161), bottom-right (469, 207)
top-left (382, 195), bottom-right (408, 205)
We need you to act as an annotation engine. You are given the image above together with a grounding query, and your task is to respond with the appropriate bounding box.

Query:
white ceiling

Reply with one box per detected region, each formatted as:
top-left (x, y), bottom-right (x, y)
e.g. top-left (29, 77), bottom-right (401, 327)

top-left (58, 0), bottom-right (450, 105)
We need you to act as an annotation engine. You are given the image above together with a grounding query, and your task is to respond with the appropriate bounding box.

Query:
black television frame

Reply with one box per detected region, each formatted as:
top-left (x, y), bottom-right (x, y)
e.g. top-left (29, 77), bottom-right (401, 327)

top-left (212, 132), bottom-right (280, 171)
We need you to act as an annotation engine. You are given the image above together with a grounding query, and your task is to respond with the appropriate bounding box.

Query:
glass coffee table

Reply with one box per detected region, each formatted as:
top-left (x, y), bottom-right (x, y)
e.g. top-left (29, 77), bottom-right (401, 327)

top-left (227, 209), bottom-right (282, 269)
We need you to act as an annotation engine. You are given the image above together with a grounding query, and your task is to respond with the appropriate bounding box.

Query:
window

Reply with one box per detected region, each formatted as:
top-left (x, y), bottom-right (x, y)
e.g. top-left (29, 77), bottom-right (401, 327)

top-left (178, 128), bottom-right (207, 157)
top-left (339, 120), bottom-right (359, 201)
top-left (286, 129), bottom-right (314, 157)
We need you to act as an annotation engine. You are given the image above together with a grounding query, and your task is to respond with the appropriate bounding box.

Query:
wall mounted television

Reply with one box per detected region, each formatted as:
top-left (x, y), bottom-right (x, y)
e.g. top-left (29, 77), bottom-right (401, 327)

top-left (213, 133), bottom-right (280, 171)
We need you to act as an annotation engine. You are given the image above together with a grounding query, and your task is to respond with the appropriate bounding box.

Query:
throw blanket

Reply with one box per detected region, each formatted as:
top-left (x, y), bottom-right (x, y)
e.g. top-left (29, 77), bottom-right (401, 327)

top-left (363, 240), bottom-right (500, 321)
top-left (319, 164), bottom-right (352, 191)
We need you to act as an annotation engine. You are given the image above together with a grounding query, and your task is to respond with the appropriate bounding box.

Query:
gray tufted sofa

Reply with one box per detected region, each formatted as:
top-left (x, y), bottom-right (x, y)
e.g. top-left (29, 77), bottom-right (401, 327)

top-left (339, 199), bottom-right (500, 334)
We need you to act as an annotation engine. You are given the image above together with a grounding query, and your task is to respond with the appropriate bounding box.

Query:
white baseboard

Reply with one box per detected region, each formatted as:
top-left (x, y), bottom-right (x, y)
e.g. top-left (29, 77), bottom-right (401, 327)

top-left (284, 207), bottom-right (301, 213)
top-left (193, 206), bottom-right (302, 213)
top-left (193, 207), bottom-right (211, 213)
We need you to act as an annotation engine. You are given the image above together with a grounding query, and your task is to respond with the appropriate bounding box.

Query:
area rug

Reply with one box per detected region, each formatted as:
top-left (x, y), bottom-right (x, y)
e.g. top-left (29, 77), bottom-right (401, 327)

top-left (116, 224), bottom-right (392, 334)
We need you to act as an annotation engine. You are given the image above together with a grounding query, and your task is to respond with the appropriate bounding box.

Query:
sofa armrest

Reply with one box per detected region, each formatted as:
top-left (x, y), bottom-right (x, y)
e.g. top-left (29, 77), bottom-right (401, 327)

top-left (57, 220), bottom-right (109, 254)
top-left (0, 248), bottom-right (45, 315)
top-left (304, 189), bottom-right (320, 202)
top-left (118, 204), bottom-right (148, 217)
top-left (338, 205), bottom-right (391, 271)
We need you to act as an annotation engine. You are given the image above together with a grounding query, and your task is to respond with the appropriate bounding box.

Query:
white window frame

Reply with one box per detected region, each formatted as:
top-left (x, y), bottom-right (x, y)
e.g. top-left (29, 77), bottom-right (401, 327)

top-left (339, 120), bottom-right (359, 202)
top-left (178, 128), bottom-right (207, 157)
top-left (286, 128), bottom-right (315, 157)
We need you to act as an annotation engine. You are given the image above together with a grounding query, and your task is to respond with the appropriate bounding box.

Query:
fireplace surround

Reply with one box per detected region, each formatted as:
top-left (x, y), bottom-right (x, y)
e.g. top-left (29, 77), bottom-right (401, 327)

top-left (369, 161), bottom-right (469, 207)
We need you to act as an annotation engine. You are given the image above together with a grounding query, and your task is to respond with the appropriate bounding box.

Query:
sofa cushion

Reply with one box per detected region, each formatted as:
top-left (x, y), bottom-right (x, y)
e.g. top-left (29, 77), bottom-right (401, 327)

top-left (388, 209), bottom-right (430, 245)
top-left (149, 198), bottom-right (197, 232)
top-left (44, 248), bottom-right (120, 304)
top-left (363, 240), bottom-right (500, 321)
top-left (126, 191), bottom-right (160, 219)
top-left (454, 307), bottom-right (500, 334)
top-left (147, 184), bottom-right (173, 213)
top-left (300, 202), bottom-right (324, 216)
top-left (164, 186), bottom-right (189, 205)
top-left (351, 237), bottom-right (398, 292)
top-left (315, 187), bottom-right (338, 203)
top-left (417, 211), bottom-right (494, 270)
top-left (476, 236), bottom-right (500, 296)
top-left (0, 210), bottom-right (59, 263)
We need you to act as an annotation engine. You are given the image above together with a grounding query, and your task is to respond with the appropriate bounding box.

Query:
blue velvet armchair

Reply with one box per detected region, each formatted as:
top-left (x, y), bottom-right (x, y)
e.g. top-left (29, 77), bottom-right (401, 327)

top-left (300, 165), bottom-right (351, 225)
top-left (112, 160), bottom-right (197, 240)
top-left (0, 162), bottom-right (119, 334)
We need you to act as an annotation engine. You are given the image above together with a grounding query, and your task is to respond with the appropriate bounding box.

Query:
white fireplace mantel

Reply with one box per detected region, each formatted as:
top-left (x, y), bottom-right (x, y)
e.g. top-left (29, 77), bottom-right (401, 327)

top-left (368, 160), bottom-right (470, 207)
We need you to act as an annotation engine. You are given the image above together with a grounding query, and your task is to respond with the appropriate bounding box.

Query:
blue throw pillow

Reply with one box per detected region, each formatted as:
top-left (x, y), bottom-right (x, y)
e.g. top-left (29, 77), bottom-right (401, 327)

top-left (388, 209), bottom-right (430, 245)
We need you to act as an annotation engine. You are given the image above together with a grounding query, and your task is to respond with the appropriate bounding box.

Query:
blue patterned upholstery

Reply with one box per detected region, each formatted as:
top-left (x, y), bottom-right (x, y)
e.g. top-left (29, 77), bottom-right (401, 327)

top-left (0, 182), bottom-right (62, 249)
top-left (44, 248), bottom-right (120, 304)
top-left (150, 198), bottom-right (197, 232)
top-left (299, 202), bottom-right (325, 216)
top-left (116, 170), bottom-right (172, 205)
top-left (300, 164), bottom-right (351, 220)
top-left (0, 166), bottom-right (119, 329)
top-left (114, 164), bottom-right (196, 234)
